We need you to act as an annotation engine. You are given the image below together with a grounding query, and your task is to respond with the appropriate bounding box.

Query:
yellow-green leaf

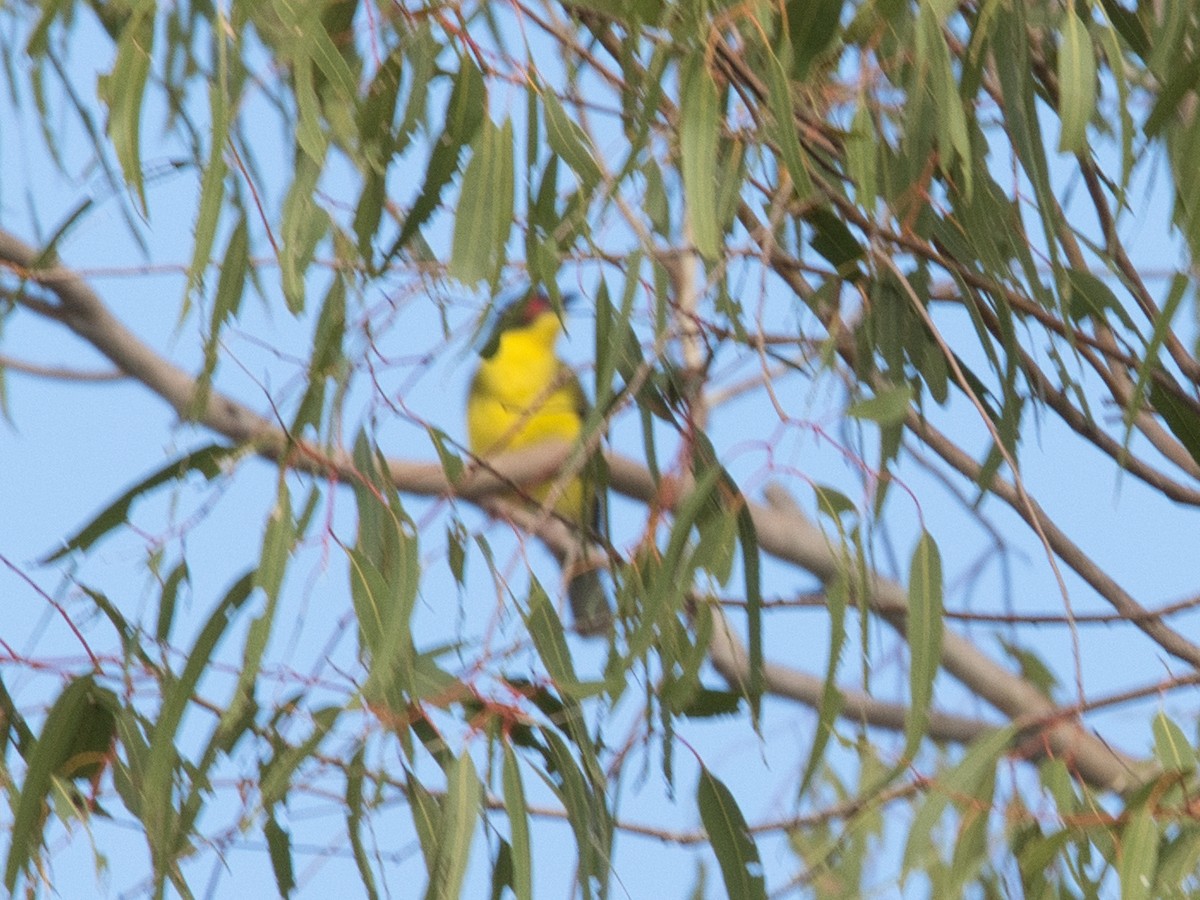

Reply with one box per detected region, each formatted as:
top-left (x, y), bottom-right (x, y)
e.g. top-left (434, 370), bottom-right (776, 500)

top-left (679, 56), bottom-right (720, 260)
top-left (1058, 9), bottom-right (1097, 153)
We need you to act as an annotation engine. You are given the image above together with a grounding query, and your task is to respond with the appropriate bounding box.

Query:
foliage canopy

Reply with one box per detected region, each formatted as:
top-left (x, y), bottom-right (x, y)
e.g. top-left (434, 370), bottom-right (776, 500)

top-left (3, 0), bottom-right (1200, 897)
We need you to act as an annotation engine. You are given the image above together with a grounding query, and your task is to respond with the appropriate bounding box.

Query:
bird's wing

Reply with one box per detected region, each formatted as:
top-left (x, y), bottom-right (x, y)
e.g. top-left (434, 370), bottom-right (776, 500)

top-left (558, 362), bottom-right (607, 535)
top-left (559, 361), bottom-right (589, 418)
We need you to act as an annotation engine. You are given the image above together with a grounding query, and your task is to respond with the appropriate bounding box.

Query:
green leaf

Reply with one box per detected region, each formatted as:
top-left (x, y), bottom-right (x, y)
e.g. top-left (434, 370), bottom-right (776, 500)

top-left (846, 383), bottom-right (914, 426)
top-left (142, 571), bottom-right (256, 865)
top-left (1153, 712), bottom-right (1196, 773)
top-left (264, 812), bottom-right (296, 897)
top-left (902, 725), bottom-right (1017, 879)
top-left (997, 638), bottom-right (1058, 700)
top-left (679, 55), bottom-right (720, 260)
top-left (348, 466), bottom-right (421, 704)
top-left (1150, 379), bottom-right (1200, 467)
top-left (798, 572), bottom-right (848, 797)
top-left (357, 44), bottom-right (403, 169)
top-left (540, 729), bottom-right (609, 896)
top-left (1098, 0), bottom-right (1149, 60)
top-left (502, 744), bottom-right (532, 900)
top-left (450, 117), bottom-right (514, 284)
top-left (905, 531), bottom-right (943, 755)
top-left (696, 767), bottom-right (766, 900)
top-left (407, 772), bottom-right (442, 865)
top-left (1145, 55), bottom-right (1200, 139)
top-left (211, 214), bottom-right (250, 332)
top-left (156, 560), bottom-right (189, 644)
top-left (255, 478), bottom-right (294, 605)
top-left (525, 581), bottom-right (587, 697)
top-left (679, 689), bottom-right (742, 718)
top-left (187, 21), bottom-right (233, 302)
top-left (97, 6), bottom-right (154, 211)
top-left (735, 489), bottom-right (764, 722)
top-left (293, 273), bottom-right (347, 433)
top-left (261, 707), bottom-right (340, 807)
top-left (995, 7), bottom-right (1060, 272)
top-left (806, 207), bottom-right (863, 277)
top-left (917, 5), bottom-right (970, 185)
top-left (427, 427), bottom-right (465, 486)
top-left (846, 99), bottom-right (877, 207)
top-left (345, 746), bottom-right (380, 900)
top-left (1119, 807), bottom-right (1159, 900)
top-left (764, 41), bottom-right (813, 201)
top-left (279, 156), bottom-right (330, 312)
top-left (388, 57), bottom-right (484, 260)
top-left (785, 0), bottom-right (845, 77)
top-left (1058, 9), bottom-right (1097, 153)
top-left (1064, 268), bottom-right (1137, 331)
top-left (43, 444), bottom-right (237, 562)
top-left (542, 85), bottom-right (602, 189)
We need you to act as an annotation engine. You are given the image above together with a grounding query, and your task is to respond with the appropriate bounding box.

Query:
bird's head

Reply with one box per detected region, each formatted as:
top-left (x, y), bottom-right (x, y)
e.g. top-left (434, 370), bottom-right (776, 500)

top-left (479, 289), bottom-right (568, 359)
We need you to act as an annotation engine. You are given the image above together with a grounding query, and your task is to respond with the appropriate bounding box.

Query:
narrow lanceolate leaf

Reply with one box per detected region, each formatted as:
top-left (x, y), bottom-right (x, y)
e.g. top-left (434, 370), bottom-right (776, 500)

top-left (450, 117), bottom-right (514, 284)
top-left (345, 745), bottom-right (381, 900)
top-left (188, 30), bottom-right (232, 301)
top-left (502, 744), bottom-right (532, 900)
top-left (542, 85), bottom-right (602, 189)
top-left (142, 572), bottom-right (256, 862)
top-left (679, 56), bottom-right (720, 260)
top-left (764, 41), bottom-right (813, 201)
top-left (1119, 807), bottom-right (1158, 900)
top-left (387, 57), bottom-right (485, 261)
top-left (905, 531), bottom-right (943, 756)
top-left (1153, 712), bottom-right (1196, 772)
top-left (255, 478), bottom-right (294, 605)
top-left (918, 5), bottom-right (971, 185)
top-left (43, 444), bottom-right (238, 562)
top-left (799, 572), bottom-right (848, 797)
top-left (1058, 9), bottom-right (1097, 153)
top-left (425, 752), bottom-right (481, 900)
top-left (98, 5), bottom-right (154, 211)
top-left (1150, 379), bottom-right (1200, 467)
top-left (902, 724), bottom-right (1016, 878)
top-left (525, 581), bottom-right (580, 692)
top-left (264, 813), bottom-right (296, 898)
top-left (541, 729), bottom-right (608, 896)
top-left (194, 214), bottom-right (250, 415)
top-left (697, 767), bottom-right (766, 900)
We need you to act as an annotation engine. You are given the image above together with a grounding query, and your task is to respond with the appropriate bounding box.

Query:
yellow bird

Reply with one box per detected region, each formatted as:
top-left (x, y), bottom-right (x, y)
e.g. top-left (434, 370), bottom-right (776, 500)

top-left (467, 290), bottom-right (610, 636)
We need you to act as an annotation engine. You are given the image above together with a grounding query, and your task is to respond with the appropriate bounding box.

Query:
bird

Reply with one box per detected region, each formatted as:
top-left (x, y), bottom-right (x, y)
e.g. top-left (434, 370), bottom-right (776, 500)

top-left (466, 289), bottom-right (611, 636)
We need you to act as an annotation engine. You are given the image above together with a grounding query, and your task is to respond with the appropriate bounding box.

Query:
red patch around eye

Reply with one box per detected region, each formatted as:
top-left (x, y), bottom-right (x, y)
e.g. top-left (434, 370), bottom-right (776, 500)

top-left (522, 292), bottom-right (552, 322)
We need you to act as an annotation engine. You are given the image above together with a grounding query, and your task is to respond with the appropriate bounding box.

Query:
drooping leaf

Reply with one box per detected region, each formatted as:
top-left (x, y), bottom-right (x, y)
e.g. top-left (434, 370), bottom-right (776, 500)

top-left (905, 531), bottom-right (943, 756)
top-left (43, 444), bottom-right (238, 563)
top-left (679, 55), bottom-right (720, 259)
top-left (1153, 712), bottom-right (1197, 773)
top-left (1119, 807), bottom-right (1159, 900)
top-left (1058, 8), bottom-right (1097, 153)
top-left (96, 6), bottom-right (154, 211)
top-left (264, 812), bottom-right (296, 898)
top-left (502, 744), bottom-right (532, 900)
top-left (696, 767), bottom-right (766, 900)
top-left (450, 117), bottom-right (514, 284)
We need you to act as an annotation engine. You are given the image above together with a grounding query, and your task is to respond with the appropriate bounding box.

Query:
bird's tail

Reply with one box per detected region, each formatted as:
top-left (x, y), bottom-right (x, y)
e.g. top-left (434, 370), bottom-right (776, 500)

top-left (567, 568), bottom-right (611, 637)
